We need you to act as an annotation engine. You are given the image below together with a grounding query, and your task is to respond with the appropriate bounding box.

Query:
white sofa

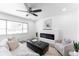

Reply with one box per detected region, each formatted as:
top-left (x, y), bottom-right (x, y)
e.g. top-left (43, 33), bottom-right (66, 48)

top-left (0, 39), bottom-right (12, 56)
top-left (0, 47), bottom-right (12, 56)
top-left (39, 38), bottom-right (74, 56)
top-left (55, 39), bottom-right (74, 56)
top-left (0, 38), bottom-right (39, 56)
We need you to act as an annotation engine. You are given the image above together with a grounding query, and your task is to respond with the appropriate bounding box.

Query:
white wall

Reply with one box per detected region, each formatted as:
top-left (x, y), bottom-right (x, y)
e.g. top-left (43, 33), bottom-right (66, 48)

top-left (36, 11), bottom-right (78, 41)
top-left (36, 17), bottom-right (59, 40)
top-left (0, 12), bottom-right (36, 41)
top-left (77, 10), bottom-right (79, 41)
top-left (53, 11), bottom-right (78, 41)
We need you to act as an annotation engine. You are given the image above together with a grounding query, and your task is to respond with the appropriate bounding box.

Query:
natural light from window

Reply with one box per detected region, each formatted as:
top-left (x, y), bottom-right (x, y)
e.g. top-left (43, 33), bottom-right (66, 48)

top-left (7, 21), bottom-right (23, 34)
top-left (0, 20), bottom-right (28, 35)
top-left (0, 20), bottom-right (6, 35)
top-left (23, 23), bottom-right (28, 33)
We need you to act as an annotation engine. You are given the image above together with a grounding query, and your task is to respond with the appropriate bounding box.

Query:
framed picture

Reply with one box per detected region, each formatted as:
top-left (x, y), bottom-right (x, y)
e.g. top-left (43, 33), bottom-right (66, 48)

top-left (44, 19), bottom-right (52, 30)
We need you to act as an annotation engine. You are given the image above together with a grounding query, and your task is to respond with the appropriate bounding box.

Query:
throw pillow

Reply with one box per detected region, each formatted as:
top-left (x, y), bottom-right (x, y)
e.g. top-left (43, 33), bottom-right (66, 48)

top-left (62, 39), bottom-right (71, 44)
top-left (7, 38), bottom-right (19, 51)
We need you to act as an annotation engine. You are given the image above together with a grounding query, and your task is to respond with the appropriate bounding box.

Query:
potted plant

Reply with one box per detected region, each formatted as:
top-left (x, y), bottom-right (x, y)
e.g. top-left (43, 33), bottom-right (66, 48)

top-left (73, 42), bottom-right (79, 52)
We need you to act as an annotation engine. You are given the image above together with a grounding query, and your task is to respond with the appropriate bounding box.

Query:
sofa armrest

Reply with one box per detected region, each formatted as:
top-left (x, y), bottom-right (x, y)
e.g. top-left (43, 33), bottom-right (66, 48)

top-left (55, 41), bottom-right (74, 56)
top-left (63, 42), bottom-right (74, 55)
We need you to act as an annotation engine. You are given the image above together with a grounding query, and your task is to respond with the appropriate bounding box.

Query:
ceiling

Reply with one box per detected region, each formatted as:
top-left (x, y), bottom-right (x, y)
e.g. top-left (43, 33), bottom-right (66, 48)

top-left (29, 3), bottom-right (79, 19)
top-left (0, 3), bottom-right (79, 21)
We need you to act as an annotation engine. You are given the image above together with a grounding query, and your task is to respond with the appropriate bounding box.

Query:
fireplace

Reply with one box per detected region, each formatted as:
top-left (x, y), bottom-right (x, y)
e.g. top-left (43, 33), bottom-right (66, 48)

top-left (40, 33), bottom-right (54, 40)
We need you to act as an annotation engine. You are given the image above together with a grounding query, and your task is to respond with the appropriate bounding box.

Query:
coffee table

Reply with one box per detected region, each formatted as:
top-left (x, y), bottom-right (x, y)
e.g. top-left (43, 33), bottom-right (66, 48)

top-left (27, 40), bottom-right (49, 56)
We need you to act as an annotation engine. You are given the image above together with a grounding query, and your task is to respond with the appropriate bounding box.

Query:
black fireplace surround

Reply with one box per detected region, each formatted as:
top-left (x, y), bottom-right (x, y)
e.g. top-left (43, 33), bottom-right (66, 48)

top-left (40, 33), bottom-right (54, 40)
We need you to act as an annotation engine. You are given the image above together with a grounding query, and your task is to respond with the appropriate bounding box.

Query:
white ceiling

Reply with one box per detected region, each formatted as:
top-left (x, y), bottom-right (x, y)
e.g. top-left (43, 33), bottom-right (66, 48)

top-left (0, 3), bottom-right (26, 17)
top-left (0, 3), bottom-right (38, 20)
top-left (29, 3), bottom-right (79, 19)
top-left (0, 3), bottom-right (79, 21)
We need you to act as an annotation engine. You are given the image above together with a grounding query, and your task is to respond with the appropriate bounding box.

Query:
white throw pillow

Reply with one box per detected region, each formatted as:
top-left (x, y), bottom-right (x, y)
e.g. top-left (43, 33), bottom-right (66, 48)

top-left (62, 39), bottom-right (71, 44)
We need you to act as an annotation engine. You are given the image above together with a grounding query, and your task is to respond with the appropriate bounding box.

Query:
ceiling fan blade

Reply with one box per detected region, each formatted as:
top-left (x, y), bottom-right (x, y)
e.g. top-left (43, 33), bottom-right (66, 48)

top-left (32, 13), bottom-right (38, 16)
top-left (16, 10), bottom-right (28, 12)
top-left (31, 9), bottom-right (42, 12)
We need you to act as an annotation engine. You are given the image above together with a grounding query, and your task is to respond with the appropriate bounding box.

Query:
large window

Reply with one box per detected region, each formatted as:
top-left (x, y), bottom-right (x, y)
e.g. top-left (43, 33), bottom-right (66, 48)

top-left (0, 20), bottom-right (6, 35)
top-left (0, 20), bottom-right (28, 35)
top-left (7, 21), bottom-right (22, 34)
top-left (23, 23), bottom-right (28, 33)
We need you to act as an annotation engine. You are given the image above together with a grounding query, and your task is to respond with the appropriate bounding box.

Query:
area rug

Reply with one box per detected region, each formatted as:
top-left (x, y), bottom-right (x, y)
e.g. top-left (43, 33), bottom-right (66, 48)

top-left (44, 46), bottom-right (61, 56)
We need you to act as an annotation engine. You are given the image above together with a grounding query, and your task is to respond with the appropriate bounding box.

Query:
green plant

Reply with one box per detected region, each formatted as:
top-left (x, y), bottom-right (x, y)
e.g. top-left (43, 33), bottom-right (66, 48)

top-left (74, 42), bottom-right (79, 52)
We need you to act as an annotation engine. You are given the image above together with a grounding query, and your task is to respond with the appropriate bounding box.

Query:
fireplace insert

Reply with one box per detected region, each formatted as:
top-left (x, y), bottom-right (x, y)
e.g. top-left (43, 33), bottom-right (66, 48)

top-left (40, 33), bottom-right (54, 40)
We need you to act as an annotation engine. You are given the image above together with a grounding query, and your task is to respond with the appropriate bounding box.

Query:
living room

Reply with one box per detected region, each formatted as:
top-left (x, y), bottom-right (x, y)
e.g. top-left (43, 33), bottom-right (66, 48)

top-left (0, 3), bottom-right (79, 56)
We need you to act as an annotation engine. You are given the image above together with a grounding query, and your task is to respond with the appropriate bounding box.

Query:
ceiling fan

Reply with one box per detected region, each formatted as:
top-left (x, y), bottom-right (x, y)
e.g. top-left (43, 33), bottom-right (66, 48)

top-left (16, 4), bottom-right (42, 16)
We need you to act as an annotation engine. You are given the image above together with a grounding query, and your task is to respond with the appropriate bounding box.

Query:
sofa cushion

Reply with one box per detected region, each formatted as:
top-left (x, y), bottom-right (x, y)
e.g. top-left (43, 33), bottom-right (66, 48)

top-left (0, 47), bottom-right (12, 56)
top-left (0, 39), bottom-right (9, 49)
top-left (7, 38), bottom-right (19, 51)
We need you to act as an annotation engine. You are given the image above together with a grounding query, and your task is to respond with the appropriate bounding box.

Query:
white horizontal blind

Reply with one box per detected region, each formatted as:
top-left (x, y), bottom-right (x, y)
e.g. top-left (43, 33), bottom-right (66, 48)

top-left (23, 23), bottom-right (28, 33)
top-left (0, 20), bottom-right (28, 35)
top-left (0, 20), bottom-right (6, 35)
top-left (7, 21), bottom-right (23, 34)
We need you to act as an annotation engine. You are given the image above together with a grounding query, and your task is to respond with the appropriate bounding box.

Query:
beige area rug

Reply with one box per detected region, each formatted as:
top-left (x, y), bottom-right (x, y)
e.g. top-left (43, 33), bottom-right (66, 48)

top-left (44, 46), bottom-right (61, 56)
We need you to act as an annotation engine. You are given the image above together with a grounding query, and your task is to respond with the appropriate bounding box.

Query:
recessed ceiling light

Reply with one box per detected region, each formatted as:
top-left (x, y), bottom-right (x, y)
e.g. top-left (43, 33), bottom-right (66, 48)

top-left (62, 8), bottom-right (67, 12)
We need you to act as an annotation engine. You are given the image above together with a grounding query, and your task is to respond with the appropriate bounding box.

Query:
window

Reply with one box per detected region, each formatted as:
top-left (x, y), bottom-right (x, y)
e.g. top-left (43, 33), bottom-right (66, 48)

top-left (23, 23), bottom-right (28, 33)
top-left (7, 21), bottom-right (22, 34)
top-left (0, 20), bottom-right (6, 35)
top-left (0, 20), bottom-right (28, 35)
